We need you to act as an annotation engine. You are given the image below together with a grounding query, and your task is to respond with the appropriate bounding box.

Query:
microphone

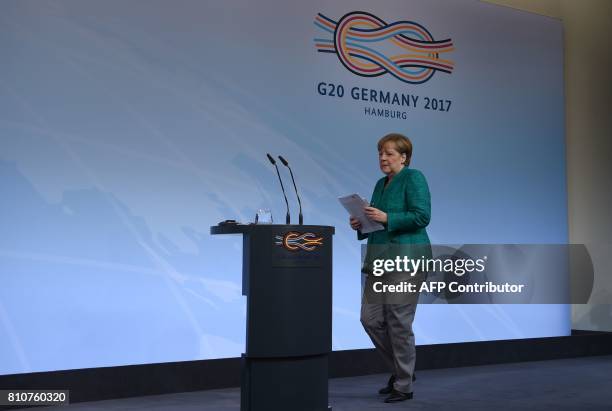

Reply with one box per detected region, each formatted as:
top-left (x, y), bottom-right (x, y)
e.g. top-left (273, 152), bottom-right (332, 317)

top-left (266, 153), bottom-right (290, 224)
top-left (278, 155), bottom-right (303, 225)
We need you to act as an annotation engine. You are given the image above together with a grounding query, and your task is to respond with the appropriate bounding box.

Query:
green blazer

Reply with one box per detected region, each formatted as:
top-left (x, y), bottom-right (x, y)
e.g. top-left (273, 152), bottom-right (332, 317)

top-left (359, 167), bottom-right (432, 268)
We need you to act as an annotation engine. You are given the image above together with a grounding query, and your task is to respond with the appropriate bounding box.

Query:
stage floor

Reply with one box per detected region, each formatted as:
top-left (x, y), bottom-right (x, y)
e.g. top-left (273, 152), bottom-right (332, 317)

top-left (36, 355), bottom-right (612, 410)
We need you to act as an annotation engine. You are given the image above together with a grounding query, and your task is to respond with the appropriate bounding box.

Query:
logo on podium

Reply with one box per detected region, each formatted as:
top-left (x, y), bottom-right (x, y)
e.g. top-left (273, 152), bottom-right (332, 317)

top-left (275, 231), bottom-right (324, 252)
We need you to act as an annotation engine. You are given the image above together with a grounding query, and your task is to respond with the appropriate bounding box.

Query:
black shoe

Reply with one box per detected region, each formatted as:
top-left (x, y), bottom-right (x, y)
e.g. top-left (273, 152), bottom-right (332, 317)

top-left (378, 374), bottom-right (416, 395)
top-left (378, 375), bottom-right (395, 395)
top-left (384, 389), bottom-right (413, 403)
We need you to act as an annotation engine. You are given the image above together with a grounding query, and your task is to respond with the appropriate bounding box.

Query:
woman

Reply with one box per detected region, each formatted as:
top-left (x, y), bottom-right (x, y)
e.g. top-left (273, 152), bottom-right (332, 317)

top-left (350, 133), bottom-right (431, 403)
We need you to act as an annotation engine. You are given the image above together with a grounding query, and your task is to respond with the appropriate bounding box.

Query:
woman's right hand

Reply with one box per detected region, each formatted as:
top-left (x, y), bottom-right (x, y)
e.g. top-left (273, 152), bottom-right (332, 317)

top-left (349, 216), bottom-right (362, 231)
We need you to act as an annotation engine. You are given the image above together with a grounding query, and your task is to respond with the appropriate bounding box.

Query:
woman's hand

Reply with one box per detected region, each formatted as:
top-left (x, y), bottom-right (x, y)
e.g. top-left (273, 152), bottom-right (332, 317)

top-left (364, 206), bottom-right (387, 224)
top-left (349, 216), bottom-right (362, 231)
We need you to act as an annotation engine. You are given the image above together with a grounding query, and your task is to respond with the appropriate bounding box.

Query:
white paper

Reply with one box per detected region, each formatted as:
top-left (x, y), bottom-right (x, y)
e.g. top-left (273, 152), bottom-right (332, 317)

top-left (338, 194), bottom-right (384, 234)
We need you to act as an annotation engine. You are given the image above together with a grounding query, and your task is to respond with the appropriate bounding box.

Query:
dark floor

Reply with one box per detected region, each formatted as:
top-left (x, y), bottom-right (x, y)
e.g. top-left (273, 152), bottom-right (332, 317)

top-left (35, 355), bottom-right (612, 411)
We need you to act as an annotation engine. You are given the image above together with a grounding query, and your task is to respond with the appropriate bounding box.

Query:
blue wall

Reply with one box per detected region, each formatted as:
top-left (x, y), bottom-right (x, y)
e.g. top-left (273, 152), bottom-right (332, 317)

top-left (0, 0), bottom-right (567, 374)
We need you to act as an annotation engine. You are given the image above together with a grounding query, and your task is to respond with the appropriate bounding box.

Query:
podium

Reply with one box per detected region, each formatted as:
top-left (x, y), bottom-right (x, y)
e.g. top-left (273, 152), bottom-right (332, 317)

top-left (211, 224), bottom-right (335, 411)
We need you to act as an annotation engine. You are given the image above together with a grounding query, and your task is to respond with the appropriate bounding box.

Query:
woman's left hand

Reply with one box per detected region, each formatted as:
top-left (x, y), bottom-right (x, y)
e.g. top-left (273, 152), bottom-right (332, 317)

top-left (364, 206), bottom-right (387, 224)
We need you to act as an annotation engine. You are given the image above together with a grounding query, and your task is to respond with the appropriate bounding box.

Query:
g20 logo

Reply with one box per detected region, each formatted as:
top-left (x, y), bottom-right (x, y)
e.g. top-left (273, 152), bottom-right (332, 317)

top-left (314, 11), bottom-right (455, 85)
top-left (275, 232), bottom-right (324, 252)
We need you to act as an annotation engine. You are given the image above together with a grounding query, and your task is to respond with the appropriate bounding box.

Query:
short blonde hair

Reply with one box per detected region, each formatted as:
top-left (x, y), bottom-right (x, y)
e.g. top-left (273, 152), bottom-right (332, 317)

top-left (377, 133), bottom-right (413, 166)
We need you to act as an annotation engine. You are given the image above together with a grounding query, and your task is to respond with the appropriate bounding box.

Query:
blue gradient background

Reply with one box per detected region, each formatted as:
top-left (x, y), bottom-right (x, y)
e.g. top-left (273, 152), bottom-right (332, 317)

top-left (0, 0), bottom-right (567, 375)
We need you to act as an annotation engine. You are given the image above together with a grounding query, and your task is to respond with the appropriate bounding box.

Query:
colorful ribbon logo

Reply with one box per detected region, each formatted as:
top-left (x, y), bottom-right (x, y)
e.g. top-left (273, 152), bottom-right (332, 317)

top-left (314, 11), bottom-right (455, 84)
top-left (275, 232), bottom-right (324, 252)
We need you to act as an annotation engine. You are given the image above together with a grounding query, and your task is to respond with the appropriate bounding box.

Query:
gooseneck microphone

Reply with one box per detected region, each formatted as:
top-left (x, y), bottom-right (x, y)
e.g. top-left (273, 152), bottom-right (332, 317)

top-left (278, 155), bottom-right (303, 225)
top-left (266, 153), bottom-right (291, 224)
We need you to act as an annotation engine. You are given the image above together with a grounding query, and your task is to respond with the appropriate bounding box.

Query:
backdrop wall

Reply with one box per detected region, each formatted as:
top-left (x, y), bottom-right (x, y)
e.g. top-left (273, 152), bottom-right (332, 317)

top-left (484, 0), bottom-right (612, 332)
top-left (0, 0), bottom-right (568, 375)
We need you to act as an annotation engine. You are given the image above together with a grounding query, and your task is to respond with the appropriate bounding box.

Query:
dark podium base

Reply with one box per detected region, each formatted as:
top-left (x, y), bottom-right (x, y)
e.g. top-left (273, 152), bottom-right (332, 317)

top-left (241, 355), bottom-right (329, 411)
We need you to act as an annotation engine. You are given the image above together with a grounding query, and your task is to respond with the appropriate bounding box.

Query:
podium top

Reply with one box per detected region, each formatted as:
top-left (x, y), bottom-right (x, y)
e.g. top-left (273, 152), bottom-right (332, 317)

top-left (210, 224), bottom-right (335, 235)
